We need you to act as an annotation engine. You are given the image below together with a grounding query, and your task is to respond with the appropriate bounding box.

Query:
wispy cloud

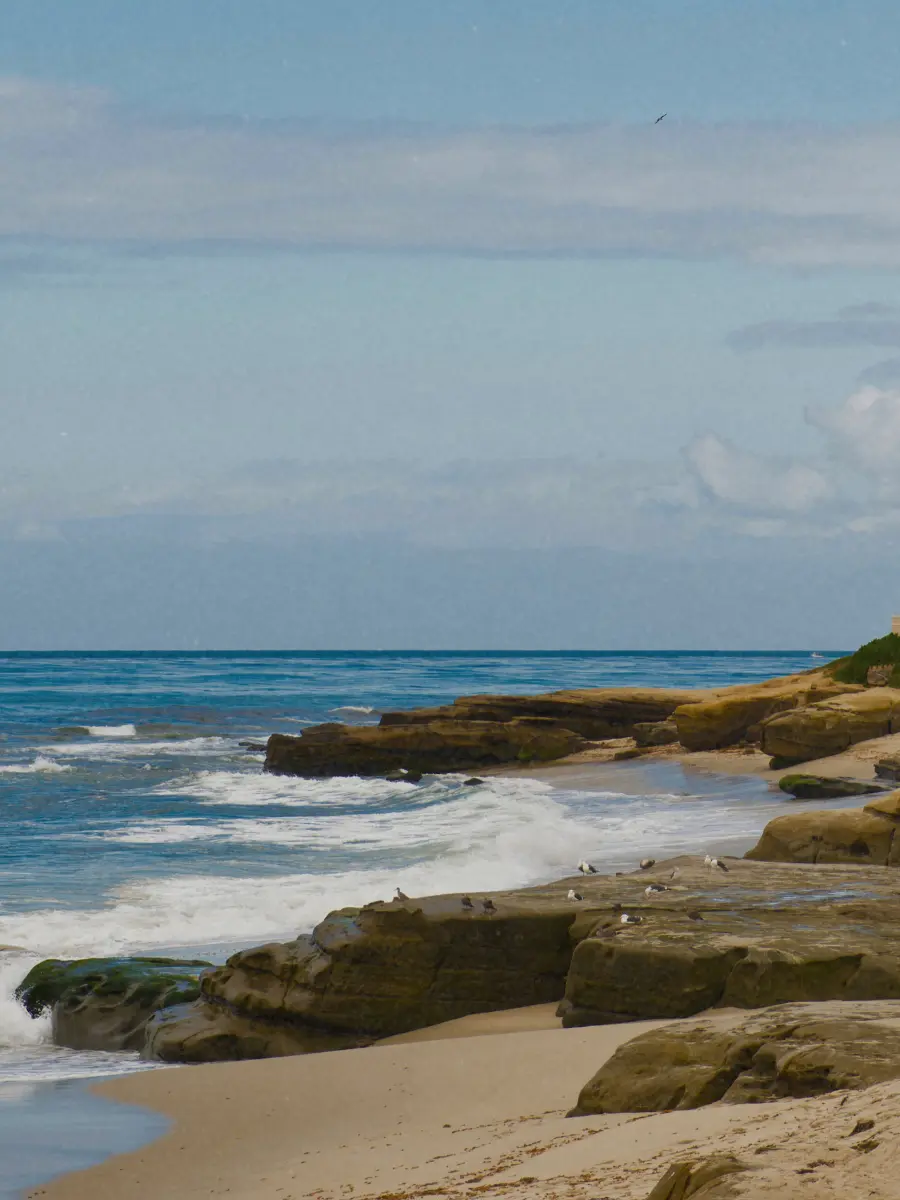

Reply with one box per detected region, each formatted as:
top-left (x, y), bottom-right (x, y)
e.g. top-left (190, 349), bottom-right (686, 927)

top-left (8, 77), bottom-right (900, 265)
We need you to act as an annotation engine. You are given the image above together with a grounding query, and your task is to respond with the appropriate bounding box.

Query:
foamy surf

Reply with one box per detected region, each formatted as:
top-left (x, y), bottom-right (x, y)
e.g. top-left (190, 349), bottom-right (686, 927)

top-left (86, 724), bottom-right (136, 738)
top-left (0, 756), bottom-right (72, 774)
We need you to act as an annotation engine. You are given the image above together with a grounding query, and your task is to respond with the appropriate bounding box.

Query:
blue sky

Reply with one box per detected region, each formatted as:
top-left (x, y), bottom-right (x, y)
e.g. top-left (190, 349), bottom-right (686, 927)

top-left (3, 2), bottom-right (900, 648)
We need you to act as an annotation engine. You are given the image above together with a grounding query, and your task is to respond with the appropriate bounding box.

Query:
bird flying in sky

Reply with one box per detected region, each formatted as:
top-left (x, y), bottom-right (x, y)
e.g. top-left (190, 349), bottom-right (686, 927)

top-left (655, 112), bottom-right (667, 123)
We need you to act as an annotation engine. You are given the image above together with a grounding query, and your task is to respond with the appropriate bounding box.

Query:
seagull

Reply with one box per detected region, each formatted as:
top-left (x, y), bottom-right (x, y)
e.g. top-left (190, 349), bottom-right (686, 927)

top-left (655, 112), bottom-right (667, 124)
top-left (620, 913), bottom-right (643, 925)
top-left (669, 867), bottom-right (681, 881)
top-left (461, 896), bottom-right (474, 911)
top-left (704, 855), bottom-right (729, 874)
top-left (687, 910), bottom-right (705, 921)
top-left (577, 860), bottom-right (598, 875)
top-left (394, 887), bottom-right (410, 901)
top-left (481, 898), bottom-right (497, 914)
top-left (639, 858), bottom-right (656, 871)
top-left (567, 889), bottom-right (585, 901)
top-left (645, 883), bottom-right (668, 897)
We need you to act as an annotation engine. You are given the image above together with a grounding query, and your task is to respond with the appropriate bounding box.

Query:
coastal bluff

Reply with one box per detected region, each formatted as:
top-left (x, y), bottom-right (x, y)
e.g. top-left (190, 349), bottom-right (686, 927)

top-left (26, 854), bottom-right (900, 1064)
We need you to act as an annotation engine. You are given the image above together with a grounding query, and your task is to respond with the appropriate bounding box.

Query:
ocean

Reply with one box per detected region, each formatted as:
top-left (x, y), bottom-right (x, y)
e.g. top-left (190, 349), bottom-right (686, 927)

top-left (0, 649), bottom-right (841, 1089)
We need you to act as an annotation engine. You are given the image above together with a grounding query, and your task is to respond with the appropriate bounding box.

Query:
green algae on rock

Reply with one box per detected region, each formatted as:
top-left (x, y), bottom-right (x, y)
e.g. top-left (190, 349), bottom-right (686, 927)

top-left (16, 956), bottom-right (212, 1052)
top-left (777, 774), bottom-right (886, 800)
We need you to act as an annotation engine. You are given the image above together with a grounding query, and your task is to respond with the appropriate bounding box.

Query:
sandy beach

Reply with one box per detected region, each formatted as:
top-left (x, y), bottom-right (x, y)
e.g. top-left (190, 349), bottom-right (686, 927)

top-left (30, 1000), bottom-right (900, 1200)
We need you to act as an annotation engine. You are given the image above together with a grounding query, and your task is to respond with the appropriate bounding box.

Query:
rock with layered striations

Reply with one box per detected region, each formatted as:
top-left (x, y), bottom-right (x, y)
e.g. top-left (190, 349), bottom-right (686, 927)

top-left (15, 956), bottom-right (211, 1052)
top-left (379, 687), bottom-right (705, 741)
top-left (560, 855), bottom-right (900, 1028)
top-left (149, 857), bottom-right (900, 1063)
top-left (672, 675), bottom-right (859, 752)
top-left (759, 687), bottom-right (900, 765)
top-left (144, 899), bottom-right (578, 1063)
top-left (745, 792), bottom-right (900, 865)
top-left (572, 1000), bottom-right (900, 1115)
top-left (265, 718), bottom-right (586, 777)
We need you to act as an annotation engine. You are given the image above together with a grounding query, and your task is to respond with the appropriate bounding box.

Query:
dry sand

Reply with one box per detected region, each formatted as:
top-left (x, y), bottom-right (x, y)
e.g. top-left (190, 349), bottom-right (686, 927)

top-left (31, 1003), bottom-right (900, 1200)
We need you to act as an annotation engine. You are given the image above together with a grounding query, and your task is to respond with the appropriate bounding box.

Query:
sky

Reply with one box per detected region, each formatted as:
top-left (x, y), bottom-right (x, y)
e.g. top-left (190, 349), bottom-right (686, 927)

top-left (3, 1), bottom-right (900, 648)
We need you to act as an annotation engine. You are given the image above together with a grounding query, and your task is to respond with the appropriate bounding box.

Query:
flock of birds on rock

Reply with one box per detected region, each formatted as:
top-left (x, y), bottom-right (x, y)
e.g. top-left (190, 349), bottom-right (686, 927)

top-left (389, 850), bottom-right (731, 922)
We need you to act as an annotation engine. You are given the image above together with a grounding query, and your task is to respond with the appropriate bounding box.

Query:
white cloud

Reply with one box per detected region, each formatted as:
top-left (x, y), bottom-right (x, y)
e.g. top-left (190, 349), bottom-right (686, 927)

top-left (7, 77), bottom-right (900, 264)
top-left (683, 434), bottom-right (832, 515)
top-left (807, 387), bottom-right (900, 494)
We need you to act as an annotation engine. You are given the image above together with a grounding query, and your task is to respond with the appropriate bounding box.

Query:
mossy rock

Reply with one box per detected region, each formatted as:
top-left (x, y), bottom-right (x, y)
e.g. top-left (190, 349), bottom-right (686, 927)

top-left (16, 956), bottom-right (212, 1018)
top-left (831, 634), bottom-right (900, 688)
top-left (778, 774), bottom-right (886, 800)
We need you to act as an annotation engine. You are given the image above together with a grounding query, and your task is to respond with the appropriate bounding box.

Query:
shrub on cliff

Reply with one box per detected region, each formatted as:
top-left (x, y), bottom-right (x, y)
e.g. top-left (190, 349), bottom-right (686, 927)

top-left (830, 634), bottom-right (900, 687)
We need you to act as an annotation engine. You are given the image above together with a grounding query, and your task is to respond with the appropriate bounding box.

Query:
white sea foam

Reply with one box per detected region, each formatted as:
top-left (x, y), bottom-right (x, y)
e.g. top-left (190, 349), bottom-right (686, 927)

top-left (155, 769), bottom-right (417, 808)
top-left (6, 777), bottom-right (794, 964)
top-left (0, 953), bottom-right (49, 1054)
top-left (329, 705), bottom-right (377, 715)
top-left (0, 756), bottom-right (72, 775)
top-left (86, 724), bottom-right (136, 738)
top-left (39, 736), bottom-right (232, 761)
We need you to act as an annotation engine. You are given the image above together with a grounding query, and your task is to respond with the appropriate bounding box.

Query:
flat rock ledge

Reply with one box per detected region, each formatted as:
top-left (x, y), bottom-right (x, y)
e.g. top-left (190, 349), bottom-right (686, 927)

top-left (572, 999), bottom-right (900, 1115)
top-left (140, 856), bottom-right (900, 1062)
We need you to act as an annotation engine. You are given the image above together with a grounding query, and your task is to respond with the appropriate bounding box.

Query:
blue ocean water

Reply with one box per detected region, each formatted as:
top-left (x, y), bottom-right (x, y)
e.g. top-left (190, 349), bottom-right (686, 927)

top-left (0, 650), bottom-right (841, 1085)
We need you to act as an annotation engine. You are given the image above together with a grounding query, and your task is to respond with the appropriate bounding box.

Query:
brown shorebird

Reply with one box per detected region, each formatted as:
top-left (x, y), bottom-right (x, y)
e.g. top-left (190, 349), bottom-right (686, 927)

top-left (481, 898), bottom-right (496, 914)
top-left (461, 896), bottom-right (474, 911)
top-left (394, 887), bottom-right (410, 901)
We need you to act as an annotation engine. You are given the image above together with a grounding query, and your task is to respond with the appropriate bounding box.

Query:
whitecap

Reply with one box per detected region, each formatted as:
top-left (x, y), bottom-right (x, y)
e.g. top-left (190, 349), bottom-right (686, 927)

top-left (328, 706), bottom-right (377, 716)
top-left (154, 769), bottom-right (417, 808)
top-left (38, 736), bottom-right (232, 761)
top-left (0, 757), bottom-right (73, 775)
top-left (86, 724), bottom-right (136, 738)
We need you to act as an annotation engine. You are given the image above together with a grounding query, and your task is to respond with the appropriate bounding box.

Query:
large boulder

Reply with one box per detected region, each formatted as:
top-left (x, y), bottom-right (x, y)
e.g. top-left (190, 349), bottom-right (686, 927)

top-left (759, 687), bottom-right (900, 764)
top-left (560, 856), bottom-right (900, 1028)
top-left (745, 791), bottom-right (900, 865)
top-left (777, 774), bottom-right (886, 800)
top-left (572, 1000), bottom-right (900, 1115)
top-left (379, 687), bottom-right (706, 741)
top-left (15, 957), bottom-right (211, 1052)
top-left (265, 718), bottom-right (586, 777)
top-left (673, 676), bottom-right (859, 752)
top-left (144, 899), bottom-right (579, 1063)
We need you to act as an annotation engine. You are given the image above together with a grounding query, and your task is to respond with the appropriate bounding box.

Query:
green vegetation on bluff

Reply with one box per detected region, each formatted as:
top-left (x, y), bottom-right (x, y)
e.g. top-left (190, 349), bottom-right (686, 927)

top-left (830, 634), bottom-right (900, 688)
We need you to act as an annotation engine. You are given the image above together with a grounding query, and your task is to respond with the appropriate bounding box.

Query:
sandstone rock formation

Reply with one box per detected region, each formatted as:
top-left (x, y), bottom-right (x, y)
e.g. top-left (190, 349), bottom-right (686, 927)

top-left (15, 956), bottom-right (210, 1052)
top-left (560, 855), bottom-right (900, 1027)
top-left (759, 687), bottom-right (900, 765)
top-left (264, 719), bottom-right (586, 777)
top-left (145, 899), bottom-right (578, 1062)
top-left (777, 774), bottom-right (886, 800)
top-left (633, 719), bottom-right (680, 747)
top-left (572, 1000), bottom-right (900, 1115)
top-left (146, 856), bottom-right (900, 1062)
top-left (672, 675), bottom-right (859, 752)
top-left (378, 687), bottom-right (704, 740)
top-left (745, 791), bottom-right (900, 865)
top-left (876, 755), bottom-right (900, 782)
top-left (645, 1157), bottom-right (749, 1200)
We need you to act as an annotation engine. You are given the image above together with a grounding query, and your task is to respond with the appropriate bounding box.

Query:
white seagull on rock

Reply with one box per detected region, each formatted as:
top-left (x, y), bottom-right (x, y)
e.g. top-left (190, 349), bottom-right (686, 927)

top-left (567, 889), bottom-right (585, 901)
top-left (644, 883), bottom-right (668, 897)
top-left (704, 855), bottom-right (729, 874)
top-left (577, 860), bottom-right (598, 875)
top-left (620, 913), bottom-right (643, 925)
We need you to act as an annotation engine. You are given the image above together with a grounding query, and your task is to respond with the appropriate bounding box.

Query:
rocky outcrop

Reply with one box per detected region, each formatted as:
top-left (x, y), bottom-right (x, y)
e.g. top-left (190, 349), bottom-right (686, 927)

top-left (876, 755), bottom-right (900, 782)
top-left (645, 1157), bottom-right (749, 1200)
top-left (673, 676), bottom-right (859, 752)
top-left (15, 957), bottom-right (210, 1052)
top-left (759, 688), bottom-right (900, 765)
top-left (144, 899), bottom-right (579, 1062)
top-left (560, 855), bottom-right (900, 1028)
top-left (147, 856), bottom-right (900, 1062)
top-left (572, 1000), bottom-right (900, 1115)
top-left (745, 791), bottom-right (900, 865)
top-left (777, 774), bottom-right (886, 800)
top-left (379, 687), bottom-right (705, 741)
top-left (264, 719), bottom-right (586, 777)
top-left (633, 719), bottom-right (680, 747)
